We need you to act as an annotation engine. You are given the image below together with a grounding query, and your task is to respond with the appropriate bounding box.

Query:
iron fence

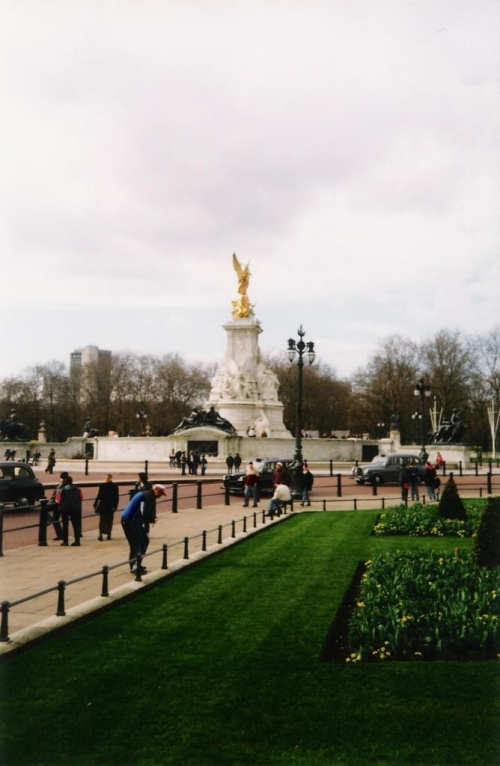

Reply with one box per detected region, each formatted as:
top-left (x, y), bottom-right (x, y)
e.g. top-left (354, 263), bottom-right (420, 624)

top-left (0, 507), bottom-right (280, 643)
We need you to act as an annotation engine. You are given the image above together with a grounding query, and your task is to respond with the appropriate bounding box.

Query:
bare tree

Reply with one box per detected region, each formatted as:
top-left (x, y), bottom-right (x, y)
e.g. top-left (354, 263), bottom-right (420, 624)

top-left (351, 335), bottom-right (420, 442)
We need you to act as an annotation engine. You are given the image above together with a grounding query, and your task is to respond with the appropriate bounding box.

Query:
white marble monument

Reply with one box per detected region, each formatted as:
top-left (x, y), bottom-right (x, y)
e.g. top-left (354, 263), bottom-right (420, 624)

top-left (206, 255), bottom-right (292, 438)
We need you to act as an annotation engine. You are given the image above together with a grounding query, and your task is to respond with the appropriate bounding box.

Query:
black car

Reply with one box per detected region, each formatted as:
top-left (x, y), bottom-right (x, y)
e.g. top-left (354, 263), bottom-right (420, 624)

top-left (223, 458), bottom-right (295, 497)
top-left (0, 462), bottom-right (45, 507)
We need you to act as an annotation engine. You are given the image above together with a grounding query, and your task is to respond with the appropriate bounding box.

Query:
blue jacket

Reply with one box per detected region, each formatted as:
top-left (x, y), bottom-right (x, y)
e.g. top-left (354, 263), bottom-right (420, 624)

top-left (121, 492), bottom-right (144, 522)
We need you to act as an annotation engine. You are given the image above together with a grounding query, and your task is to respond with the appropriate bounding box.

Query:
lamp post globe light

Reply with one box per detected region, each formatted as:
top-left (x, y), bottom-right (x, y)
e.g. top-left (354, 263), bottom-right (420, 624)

top-left (136, 409), bottom-right (148, 436)
top-left (287, 325), bottom-right (316, 467)
top-left (414, 378), bottom-right (431, 461)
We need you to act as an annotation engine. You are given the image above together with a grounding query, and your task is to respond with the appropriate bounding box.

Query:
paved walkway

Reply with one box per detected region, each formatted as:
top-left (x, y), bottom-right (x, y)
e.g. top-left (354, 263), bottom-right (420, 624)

top-left (0, 497), bottom-right (286, 656)
top-left (2, 459), bottom-right (493, 656)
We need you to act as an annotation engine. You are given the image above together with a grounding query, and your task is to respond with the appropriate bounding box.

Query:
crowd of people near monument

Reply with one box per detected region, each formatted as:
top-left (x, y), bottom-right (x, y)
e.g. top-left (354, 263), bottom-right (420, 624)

top-left (168, 449), bottom-right (208, 476)
top-left (400, 453), bottom-right (443, 503)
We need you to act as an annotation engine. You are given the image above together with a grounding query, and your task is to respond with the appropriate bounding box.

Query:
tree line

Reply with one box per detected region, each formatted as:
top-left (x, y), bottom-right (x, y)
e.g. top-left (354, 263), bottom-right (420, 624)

top-left (1, 327), bottom-right (498, 450)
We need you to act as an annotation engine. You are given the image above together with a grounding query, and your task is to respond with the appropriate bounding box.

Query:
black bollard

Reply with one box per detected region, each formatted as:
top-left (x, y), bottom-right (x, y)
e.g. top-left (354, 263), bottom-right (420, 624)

top-left (38, 498), bottom-right (49, 547)
top-left (56, 581), bottom-right (66, 617)
top-left (162, 544), bottom-right (168, 569)
top-left (202, 530), bottom-right (207, 551)
top-left (224, 484), bottom-right (230, 506)
top-left (487, 472), bottom-right (492, 495)
top-left (172, 483), bottom-right (178, 513)
top-left (101, 566), bottom-right (109, 597)
top-left (231, 520), bottom-right (236, 538)
top-left (243, 516), bottom-right (247, 533)
top-left (372, 480), bottom-right (378, 496)
top-left (0, 601), bottom-right (10, 642)
top-left (144, 460), bottom-right (149, 479)
top-left (329, 460), bottom-right (333, 477)
top-left (196, 482), bottom-right (202, 510)
top-left (218, 525), bottom-right (222, 544)
top-left (85, 458), bottom-right (89, 476)
top-left (336, 473), bottom-right (342, 497)
top-left (183, 537), bottom-right (189, 559)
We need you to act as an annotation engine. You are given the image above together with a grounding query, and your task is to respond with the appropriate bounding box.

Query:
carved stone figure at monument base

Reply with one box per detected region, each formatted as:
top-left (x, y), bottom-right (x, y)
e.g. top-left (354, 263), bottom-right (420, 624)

top-left (0, 411), bottom-right (27, 441)
top-left (172, 406), bottom-right (236, 435)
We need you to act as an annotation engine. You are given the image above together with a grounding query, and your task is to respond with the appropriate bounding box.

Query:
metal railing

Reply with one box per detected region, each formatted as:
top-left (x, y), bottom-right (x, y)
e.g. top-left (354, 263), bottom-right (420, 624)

top-left (0, 506), bottom-right (289, 643)
top-left (1, 470), bottom-right (499, 557)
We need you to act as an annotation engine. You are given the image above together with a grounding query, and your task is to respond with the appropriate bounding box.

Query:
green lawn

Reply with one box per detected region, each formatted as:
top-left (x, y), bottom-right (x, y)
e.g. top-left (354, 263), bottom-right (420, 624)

top-left (1, 511), bottom-right (498, 766)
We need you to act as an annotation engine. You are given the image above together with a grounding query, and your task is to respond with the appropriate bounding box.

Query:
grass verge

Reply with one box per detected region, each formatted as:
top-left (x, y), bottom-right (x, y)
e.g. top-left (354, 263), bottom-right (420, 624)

top-left (0, 511), bottom-right (498, 766)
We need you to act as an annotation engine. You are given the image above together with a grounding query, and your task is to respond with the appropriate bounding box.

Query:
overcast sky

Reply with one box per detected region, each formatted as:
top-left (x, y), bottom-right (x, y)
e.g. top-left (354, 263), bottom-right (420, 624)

top-left (1, 0), bottom-right (499, 381)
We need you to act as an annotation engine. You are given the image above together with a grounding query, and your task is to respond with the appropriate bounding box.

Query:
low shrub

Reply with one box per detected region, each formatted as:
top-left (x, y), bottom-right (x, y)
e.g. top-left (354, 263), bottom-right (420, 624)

top-left (348, 549), bottom-right (500, 662)
top-left (437, 475), bottom-right (466, 520)
top-left (474, 496), bottom-right (500, 568)
top-left (373, 501), bottom-right (482, 537)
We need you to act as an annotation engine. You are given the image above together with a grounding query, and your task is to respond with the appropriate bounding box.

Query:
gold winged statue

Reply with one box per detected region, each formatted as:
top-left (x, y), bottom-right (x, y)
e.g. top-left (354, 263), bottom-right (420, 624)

top-left (232, 253), bottom-right (254, 318)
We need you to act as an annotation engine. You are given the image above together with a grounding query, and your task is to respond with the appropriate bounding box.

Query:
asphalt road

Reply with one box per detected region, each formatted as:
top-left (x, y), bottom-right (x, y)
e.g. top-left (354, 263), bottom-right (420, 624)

top-left (1, 468), bottom-right (496, 552)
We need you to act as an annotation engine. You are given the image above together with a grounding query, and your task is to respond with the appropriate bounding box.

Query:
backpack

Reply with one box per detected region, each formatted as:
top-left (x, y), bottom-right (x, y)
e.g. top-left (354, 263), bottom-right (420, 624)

top-left (141, 491), bottom-right (156, 524)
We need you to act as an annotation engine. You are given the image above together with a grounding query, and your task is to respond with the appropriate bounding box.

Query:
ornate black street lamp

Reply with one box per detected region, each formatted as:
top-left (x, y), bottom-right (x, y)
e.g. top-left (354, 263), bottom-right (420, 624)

top-left (287, 325), bottom-right (315, 465)
top-left (136, 408), bottom-right (148, 436)
top-left (414, 378), bottom-right (431, 460)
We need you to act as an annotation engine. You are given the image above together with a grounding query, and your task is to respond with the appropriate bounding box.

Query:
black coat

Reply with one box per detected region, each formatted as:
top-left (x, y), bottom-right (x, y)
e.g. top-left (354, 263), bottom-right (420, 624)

top-left (94, 482), bottom-right (119, 512)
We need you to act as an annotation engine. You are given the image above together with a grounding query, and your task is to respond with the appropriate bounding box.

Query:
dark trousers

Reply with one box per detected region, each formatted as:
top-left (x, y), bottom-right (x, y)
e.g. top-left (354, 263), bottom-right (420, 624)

top-left (122, 518), bottom-right (149, 570)
top-left (98, 509), bottom-right (115, 537)
top-left (243, 485), bottom-right (259, 507)
top-left (62, 509), bottom-right (81, 544)
top-left (48, 502), bottom-right (63, 539)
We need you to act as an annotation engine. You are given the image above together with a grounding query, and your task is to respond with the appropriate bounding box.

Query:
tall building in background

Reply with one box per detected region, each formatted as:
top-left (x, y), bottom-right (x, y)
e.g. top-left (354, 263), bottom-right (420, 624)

top-left (70, 345), bottom-right (112, 402)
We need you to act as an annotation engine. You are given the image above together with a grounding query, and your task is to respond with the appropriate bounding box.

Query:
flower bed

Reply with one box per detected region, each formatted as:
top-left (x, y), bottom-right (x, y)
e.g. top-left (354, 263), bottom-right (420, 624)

top-left (347, 549), bottom-right (500, 662)
top-left (372, 500), bottom-right (484, 537)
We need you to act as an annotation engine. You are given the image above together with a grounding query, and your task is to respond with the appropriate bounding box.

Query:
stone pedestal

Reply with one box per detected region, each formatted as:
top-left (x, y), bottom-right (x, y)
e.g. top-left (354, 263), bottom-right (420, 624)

top-left (207, 315), bottom-right (291, 438)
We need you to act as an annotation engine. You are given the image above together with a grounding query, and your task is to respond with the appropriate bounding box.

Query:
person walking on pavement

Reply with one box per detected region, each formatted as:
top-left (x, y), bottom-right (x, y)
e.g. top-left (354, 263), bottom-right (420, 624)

top-left (48, 471), bottom-right (69, 541)
top-left (242, 462), bottom-right (259, 508)
top-left (407, 459), bottom-right (420, 501)
top-left (226, 453), bottom-right (234, 474)
top-left (45, 449), bottom-right (56, 474)
top-left (94, 474), bottom-right (119, 540)
top-left (407, 460), bottom-right (420, 501)
top-left (57, 476), bottom-right (83, 546)
top-left (233, 453), bottom-right (242, 473)
top-left (400, 463), bottom-right (410, 503)
top-left (180, 451), bottom-right (187, 475)
top-left (424, 461), bottom-right (437, 501)
top-left (298, 462), bottom-right (314, 506)
top-left (121, 484), bottom-right (166, 574)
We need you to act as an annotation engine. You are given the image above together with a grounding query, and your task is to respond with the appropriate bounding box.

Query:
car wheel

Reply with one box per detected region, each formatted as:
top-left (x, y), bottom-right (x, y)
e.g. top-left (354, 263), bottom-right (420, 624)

top-left (16, 496), bottom-right (33, 507)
